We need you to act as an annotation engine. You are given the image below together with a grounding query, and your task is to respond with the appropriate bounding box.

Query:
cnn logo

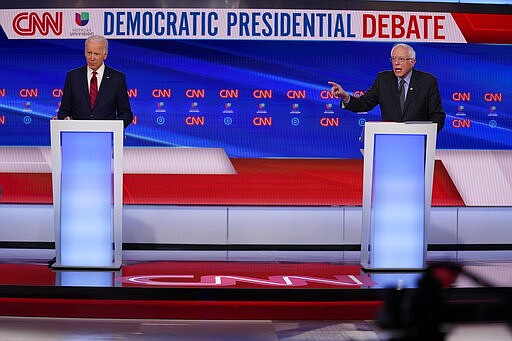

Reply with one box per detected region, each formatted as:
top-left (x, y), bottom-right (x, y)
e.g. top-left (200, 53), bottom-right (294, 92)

top-left (13, 12), bottom-right (63, 36)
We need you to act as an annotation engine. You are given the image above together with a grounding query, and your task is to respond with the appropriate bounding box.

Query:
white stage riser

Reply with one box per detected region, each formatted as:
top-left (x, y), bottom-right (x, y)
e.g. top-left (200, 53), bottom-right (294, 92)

top-left (1, 205), bottom-right (511, 261)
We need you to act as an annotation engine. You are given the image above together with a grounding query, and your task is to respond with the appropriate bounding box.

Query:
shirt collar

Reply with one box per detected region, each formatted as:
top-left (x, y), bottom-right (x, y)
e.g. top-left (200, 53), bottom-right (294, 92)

top-left (399, 69), bottom-right (413, 85)
top-left (88, 63), bottom-right (105, 77)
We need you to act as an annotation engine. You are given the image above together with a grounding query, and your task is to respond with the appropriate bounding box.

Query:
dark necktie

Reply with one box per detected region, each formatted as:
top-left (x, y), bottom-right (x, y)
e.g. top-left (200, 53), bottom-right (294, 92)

top-left (90, 71), bottom-right (98, 108)
top-left (398, 78), bottom-right (405, 113)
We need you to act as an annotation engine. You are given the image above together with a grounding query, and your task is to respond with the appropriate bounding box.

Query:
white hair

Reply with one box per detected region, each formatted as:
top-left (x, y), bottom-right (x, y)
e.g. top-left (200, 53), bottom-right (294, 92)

top-left (85, 35), bottom-right (108, 53)
top-left (391, 43), bottom-right (416, 60)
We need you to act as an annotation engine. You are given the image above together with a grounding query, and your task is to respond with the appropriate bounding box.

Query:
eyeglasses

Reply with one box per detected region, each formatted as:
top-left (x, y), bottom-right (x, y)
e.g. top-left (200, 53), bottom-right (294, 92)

top-left (390, 56), bottom-right (414, 63)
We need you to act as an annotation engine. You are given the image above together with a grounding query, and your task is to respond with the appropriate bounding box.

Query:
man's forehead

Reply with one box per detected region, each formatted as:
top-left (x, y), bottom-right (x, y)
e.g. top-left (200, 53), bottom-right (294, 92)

top-left (392, 47), bottom-right (408, 55)
top-left (86, 42), bottom-right (105, 49)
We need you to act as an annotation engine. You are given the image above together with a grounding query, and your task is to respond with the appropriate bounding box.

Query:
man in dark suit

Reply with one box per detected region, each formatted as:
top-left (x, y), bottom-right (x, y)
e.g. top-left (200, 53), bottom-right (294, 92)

top-left (329, 43), bottom-right (445, 132)
top-left (58, 35), bottom-right (133, 128)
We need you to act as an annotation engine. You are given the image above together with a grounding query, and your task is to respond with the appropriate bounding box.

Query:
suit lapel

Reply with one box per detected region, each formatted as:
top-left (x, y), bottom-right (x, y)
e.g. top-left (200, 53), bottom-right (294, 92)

top-left (391, 74), bottom-right (402, 116)
top-left (80, 67), bottom-right (91, 109)
top-left (95, 66), bottom-right (110, 107)
top-left (402, 69), bottom-right (417, 116)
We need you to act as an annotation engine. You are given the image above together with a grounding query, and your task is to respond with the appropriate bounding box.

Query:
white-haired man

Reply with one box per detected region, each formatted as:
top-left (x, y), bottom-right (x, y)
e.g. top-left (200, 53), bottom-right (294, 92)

top-left (329, 43), bottom-right (445, 132)
top-left (58, 35), bottom-right (133, 128)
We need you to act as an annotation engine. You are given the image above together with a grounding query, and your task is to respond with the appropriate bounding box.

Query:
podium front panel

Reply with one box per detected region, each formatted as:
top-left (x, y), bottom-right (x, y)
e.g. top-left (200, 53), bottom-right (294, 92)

top-left (361, 122), bottom-right (437, 271)
top-left (60, 132), bottom-right (113, 267)
top-left (371, 134), bottom-right (426, 269)
top-left (51, 120), bottom-right (123, 270)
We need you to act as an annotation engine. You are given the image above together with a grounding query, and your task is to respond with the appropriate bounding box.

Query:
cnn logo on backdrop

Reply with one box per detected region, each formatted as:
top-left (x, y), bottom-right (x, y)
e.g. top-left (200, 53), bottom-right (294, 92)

top-left (12, 11), bottom-right (63, 36)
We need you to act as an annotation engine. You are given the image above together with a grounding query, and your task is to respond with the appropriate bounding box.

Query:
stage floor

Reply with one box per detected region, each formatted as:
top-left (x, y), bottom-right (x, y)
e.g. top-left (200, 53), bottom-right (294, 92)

top-left (1, 251), bottom-right (510, 315)
top-left (1, 316), bottom-right (512, 341)
top-left (0, 251), bottom-right (511, 340)
top-left (1, 147), bottom-right (510, 339)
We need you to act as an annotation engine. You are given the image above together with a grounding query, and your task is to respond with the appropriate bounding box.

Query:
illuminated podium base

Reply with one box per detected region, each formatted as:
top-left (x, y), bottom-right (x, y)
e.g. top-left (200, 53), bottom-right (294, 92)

top-left (51, 120), bottom-right (124, 270)
top-left (360, 122), bottom-right (437, 271)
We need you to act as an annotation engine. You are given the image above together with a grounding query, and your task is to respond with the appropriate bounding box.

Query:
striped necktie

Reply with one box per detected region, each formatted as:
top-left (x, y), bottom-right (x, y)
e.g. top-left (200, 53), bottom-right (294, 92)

top-left (398, 78), bottom-right (405, 113)
top-left (89, 71), bottom-right (98, 108)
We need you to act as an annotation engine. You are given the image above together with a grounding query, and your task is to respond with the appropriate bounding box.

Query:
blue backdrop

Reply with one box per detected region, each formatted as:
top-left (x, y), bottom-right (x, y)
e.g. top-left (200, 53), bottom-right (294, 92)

top-left (0, 37), bottom-right (510, 157)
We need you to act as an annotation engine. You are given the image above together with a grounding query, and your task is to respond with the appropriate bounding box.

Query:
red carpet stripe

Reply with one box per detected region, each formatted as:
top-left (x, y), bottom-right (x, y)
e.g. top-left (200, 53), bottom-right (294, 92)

top-left (0, 297), bottom-right (382, 320)
top-left (0, 159), bottom-right (464, 206)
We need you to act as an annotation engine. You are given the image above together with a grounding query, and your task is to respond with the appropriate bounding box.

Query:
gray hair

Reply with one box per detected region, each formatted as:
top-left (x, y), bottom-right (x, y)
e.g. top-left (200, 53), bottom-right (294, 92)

top-left (391, 43), bottom-right (416, 60)
top-left (85, 35), bottom-right (108, 53)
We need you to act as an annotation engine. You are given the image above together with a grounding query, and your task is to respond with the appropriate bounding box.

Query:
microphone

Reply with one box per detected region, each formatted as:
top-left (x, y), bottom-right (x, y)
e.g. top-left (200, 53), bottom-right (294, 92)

top-left (359, 125), bottom-right (365, 143)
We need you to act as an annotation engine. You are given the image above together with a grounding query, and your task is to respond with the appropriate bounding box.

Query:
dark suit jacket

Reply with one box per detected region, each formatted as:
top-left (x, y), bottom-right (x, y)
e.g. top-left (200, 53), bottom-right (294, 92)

top-left (58, 65), bottom-right (133, 128)
top-left (343, 69), bottom-right (445, 131)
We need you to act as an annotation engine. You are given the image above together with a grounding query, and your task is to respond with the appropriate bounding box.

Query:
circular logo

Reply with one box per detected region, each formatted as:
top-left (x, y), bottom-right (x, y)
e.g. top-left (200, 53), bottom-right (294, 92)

top-left (291, 117), bottom-right (300, 126)
top-left (224, 117), bottom-right (233, 126)
top-left (23, 116), bottom-right (32, 124)
top-left (489, 120), bottom-right (497, 128)
top-left (358, 118), bottom-right (366, 127)
top-left (156, 116), bottom-right (165, 125)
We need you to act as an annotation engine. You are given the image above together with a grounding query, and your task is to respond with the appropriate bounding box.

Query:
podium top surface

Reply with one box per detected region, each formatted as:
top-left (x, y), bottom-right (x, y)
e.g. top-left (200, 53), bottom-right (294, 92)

top-left (50, 119), bottom-right (124, 133)
top-left (364, 121), bottom-right (437, 135)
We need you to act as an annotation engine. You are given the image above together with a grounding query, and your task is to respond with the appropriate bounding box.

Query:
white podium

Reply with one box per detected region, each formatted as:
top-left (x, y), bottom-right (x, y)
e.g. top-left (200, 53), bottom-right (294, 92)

top-left (51, 120), bottom-right (124, 269)
top-left (361, 122), bottom-right (437, 271)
